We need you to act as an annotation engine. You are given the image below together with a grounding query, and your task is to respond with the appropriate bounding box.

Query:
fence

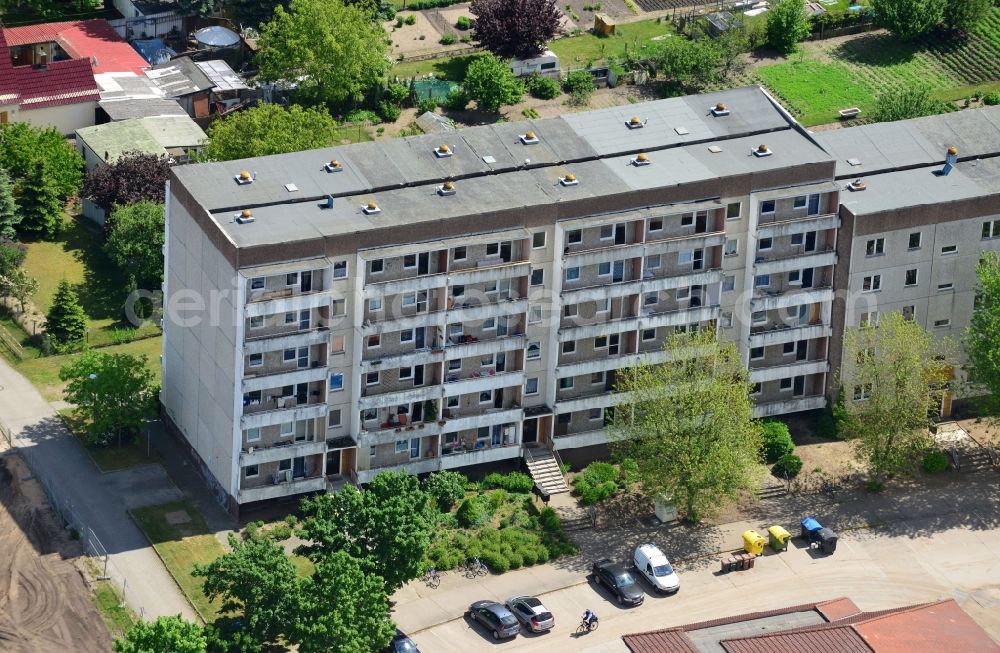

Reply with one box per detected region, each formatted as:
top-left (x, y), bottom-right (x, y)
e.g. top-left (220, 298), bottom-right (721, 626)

top-left (0, 417), bottom-right (149, 622)
top-left (108, 13), bottom-right (183, 40)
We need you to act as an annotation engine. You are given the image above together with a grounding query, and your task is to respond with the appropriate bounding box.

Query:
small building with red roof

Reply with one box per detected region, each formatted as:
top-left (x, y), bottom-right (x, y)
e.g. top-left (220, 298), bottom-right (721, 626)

top-left (4, 19), bottom-right (149, 75)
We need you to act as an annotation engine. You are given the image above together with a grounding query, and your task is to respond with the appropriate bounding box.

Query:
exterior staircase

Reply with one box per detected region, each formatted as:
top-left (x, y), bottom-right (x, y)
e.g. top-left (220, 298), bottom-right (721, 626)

top-left (756, 481), bottom-right (788, 500)
top-left (956, 446), bottom-right (998, 474)
top-left (523, 446), bottom-right (569, 496)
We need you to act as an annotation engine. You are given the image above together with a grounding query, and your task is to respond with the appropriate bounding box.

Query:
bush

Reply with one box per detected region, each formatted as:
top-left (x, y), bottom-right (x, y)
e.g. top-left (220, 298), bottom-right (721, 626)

top-left (440, 32), bottom-right (457, 45)
top-left (266, 523), bottom-right (292, 540)
top-left (563, 70), bottom-right (594, 106)
top-left (404, 13), bottom-right (417, 24)
top-left (984, 92), bottom-right (1000, 106)
top-left (344, 109), bottom-right (381, 124)
top-left (524, 73), bottom-right (560, 100)
top-left (761, 420), bottom-right (795, 463)
top-left (577, 461), bottom-right (617, 485)
top-left (283, 514), bottom-right (298, 527)
top-left (424, 471), bottom-right (468, 511)
top-left (386, 82), bottom-right (410, 106)
top-left (575, 479), bottom-right (616, 505)
top-left (922, 450), bottom-right (950, 474)
top-left (443, 88), bottom-right (469, 110)
top-left (539, 507), bottom-right (562, 533)
top-left (456, 15), bottom-right (471, 29)
top-left (417, 97), bottom-right (438, 113)
top-left (619, 458), bottom-right (639, 484)
top-left (479, 550), bottom-right (509, 573)
top-left (378, 100), bottom-right (402, 122)
top-left (773, 453), bottom-right (803, 478)
top-left (455, 496), bottom-right (489, 527)
top-left (483, 471), bottom-right (535, 493)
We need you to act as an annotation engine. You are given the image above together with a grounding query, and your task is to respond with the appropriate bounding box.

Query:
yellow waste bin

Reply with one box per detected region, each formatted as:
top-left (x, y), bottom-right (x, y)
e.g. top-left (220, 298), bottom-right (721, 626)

top-left (742, 529), bottom-right (766, 555)
top-left (767, 525), bottom-right (791, 552)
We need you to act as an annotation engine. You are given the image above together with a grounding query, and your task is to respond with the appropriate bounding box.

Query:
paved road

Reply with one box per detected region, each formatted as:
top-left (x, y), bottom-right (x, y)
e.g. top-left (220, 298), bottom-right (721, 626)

top-left (0, 355), bottom-right (197, 622)
top-left (402, 479), bottom-right (1000, 652)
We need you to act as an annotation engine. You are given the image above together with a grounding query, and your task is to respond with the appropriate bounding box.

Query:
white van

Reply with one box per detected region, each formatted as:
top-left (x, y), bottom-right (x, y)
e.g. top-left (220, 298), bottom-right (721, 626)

top-left (509, 50), bottom-right (560, 79)
top-left (633, 543), bottom-right (680, 594)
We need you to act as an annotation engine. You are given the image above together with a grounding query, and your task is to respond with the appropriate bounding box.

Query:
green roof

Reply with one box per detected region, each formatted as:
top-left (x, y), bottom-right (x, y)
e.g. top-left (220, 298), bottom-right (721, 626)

top-left (76, 116), bottom-right (207, 163)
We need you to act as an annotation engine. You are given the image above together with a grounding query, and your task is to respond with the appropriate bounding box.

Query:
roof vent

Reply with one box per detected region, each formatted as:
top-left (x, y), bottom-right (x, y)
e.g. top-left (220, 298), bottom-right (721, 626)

top-left (937, 146), bottom-right (959, 176)
top-left (235, 208), bottom-right (255, 224)
top-left (710, 102), bottom-right (730, 117)
top-left (707, 145), bottom-right (722, 154)
top-left (284, 183), bottom-right (299, 192)
top-left (560, 173), bottom-right (579, 187)
top-left (434, 144), bottom-right (453, 158)
top-left (319, 195), bottom-right (334, 209)
top-left (626, 116), bottom-right (646, 130)
top-left (847, 178), bottom-right (866, 192)
top-left (631, 152), bottom-right (650, 167)
top-left (326, 159), bottom-right (343, 173)
top-left (753, 143), bottom-right (772, 158)
top-left (847, 157), bottom-right (862, 167)
top-left (520, 131), bottom-right (539, 145)
top-left (362, 201), bottom-right (381, 215)
top-left (674, 126), bottom-right (689, 135)
top-left (235, 170), bottom-right (254, 185)
top-left (438, 180), bottom-right (456, 196)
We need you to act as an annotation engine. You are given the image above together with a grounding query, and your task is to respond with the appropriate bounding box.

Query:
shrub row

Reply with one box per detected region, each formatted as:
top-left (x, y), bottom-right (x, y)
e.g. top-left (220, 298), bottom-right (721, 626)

top-left (425, 524), bottom-right (576, 573)
top-left (483, 471), bottom-right (534, 493)
top-left (571, 460), bottom-right (637, 505)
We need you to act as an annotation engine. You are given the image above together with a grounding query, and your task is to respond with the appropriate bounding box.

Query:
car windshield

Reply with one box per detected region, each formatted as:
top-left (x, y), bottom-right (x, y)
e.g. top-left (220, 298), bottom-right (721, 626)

top-left (394, 638), bottom-right (417, 653)
top-left (653, 563), bottom-right (673, 576)
top-left (500, 614), bottom-right (518, 626)
top-left (523, 597), bottom-right (542, 608)
top-left (614, 570), bottom-right (636, 585)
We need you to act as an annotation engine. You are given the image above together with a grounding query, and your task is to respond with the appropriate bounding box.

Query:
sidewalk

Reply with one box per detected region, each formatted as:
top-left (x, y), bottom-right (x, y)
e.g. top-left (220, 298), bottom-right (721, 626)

top-left (0, 355), bottom-right (197, 621)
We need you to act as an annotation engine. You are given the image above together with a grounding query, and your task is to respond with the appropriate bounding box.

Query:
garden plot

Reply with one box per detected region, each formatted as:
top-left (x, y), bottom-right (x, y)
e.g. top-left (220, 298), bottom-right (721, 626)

top-left (386, 10), bottom-right (469, 57)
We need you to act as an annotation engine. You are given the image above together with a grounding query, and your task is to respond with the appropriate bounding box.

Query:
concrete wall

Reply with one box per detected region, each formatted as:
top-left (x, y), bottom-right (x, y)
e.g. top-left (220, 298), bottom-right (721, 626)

top-left (17, 101), bottom-right (96, 136)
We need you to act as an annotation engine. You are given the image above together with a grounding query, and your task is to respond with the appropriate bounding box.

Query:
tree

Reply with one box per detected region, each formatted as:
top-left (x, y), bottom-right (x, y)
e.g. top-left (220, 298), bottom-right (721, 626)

top-left (0, 168), bottom-right (21, 238)
top-left (470, 0), bottom-right (560, 60)
top-left (59, 349), bottom-right (158, 445)
top-left (16, 159), bottom-right (62, 239)
top-left (461, 53), bottom-right (523, 112)
top-left (563, 70), bottom-right (595, 106)
top-left (105, 202), bottom-right (165, 290)
top-left (650, 38), bottom-right (721, 91)
top-left (0, 268), bottom-right (38, 313)
top-left (200, 104), bottom-right (340, 162)
top-left (943, 0), bottom-right (991, 31)
top-left (296, 471), bottom-right (431, 592)
top-left (964, 251), bottom-right (1000, 417)
top-left (0, 123), bottom-right (83, 201)
top-left (230, 0), bottom-right (292, 28)
top-left (610, 330), bottom-right (763, 522)
top-left (193, 534), bottom-right (299, 650)
top-left (291, 551), bottom-right (396, 653)
top-left (870, 85), bottom-right (944, 122)
top-left (0, 239), bottom-right (26, 278)
top-left (114, 615), bottom-right (206, 653)
top-left (258, 0), bottom-right (391, 107)
top-left (840, 311), bottom-right (954, 484)
top-left (766, 0), bottom-right (810, 54)
top-left (424, 471), bottom-right (467, 511)
top-left (82, 152), bottom-right (170, 216)
top-left (176, 0), bottom-right (218, 16)
top-left (45, 280), bottom-right (87, 350)
top-left (870, 0), bottom-right (945, 39)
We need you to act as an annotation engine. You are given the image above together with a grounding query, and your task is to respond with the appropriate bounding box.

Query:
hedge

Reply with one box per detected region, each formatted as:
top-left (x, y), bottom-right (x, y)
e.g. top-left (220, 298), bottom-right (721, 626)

top-left (483, 471), bottom-right (535, 493)
top-left (762, 420), bottom-right (795, 463)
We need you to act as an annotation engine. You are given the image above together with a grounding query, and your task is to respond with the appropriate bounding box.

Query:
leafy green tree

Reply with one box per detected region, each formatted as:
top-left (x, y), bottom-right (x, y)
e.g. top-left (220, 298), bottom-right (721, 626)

top-left (766, 0), bottom-right (810, 54)
top-left (423, 470), bottom-right (467, 511)
top-left (965, 251), bottom-right (1000, 417)
top-left (292, 551), bottom-right (396, 653)
top-left (943, 0), bottom-right (991, 31)
top-left (563, 69), bottom-right (596, 106)
top-left (870, 0), bottom-right (946, 39)
top-left (870, 85), bottom-right (944, 122)
top-left (461, 53), bottom-right (523, 112)
top-left (16, 159), bottom-right (62, 239)
top-left (114, 615), bottom-right (206, 653)
top-left (297, 471), bottom-right (431, 592)
top-left (105, 202), bottom-right (165, 290)
top-left (0, 239), bottom-right (25, 278)
top-left (45, 280), bottom-right (87, 350)
top-left (59, 349), bottom-right (158, 445)
top-left (610, 330), bottom-right (763, 522)
top-left (0, 168), bottom-right (21, 238)
top-left (194, 534), bottom-right (299, 650)
top-left (258, 0), bottom-right (391, 106)
top-left (176, 0), bottom-right (219, 16)
top-left (650, 38), bottom-right (721, 91)
top-left (0, 268), bottom-right (38, 313)
top-left (229, 0), bottom-right (291, 29)
top-left (0, 123), bottom-right (83, 201)
top-left (840, 311), bottom-right (954, 484)
top-left (200, 104), bottom-right (340, 161)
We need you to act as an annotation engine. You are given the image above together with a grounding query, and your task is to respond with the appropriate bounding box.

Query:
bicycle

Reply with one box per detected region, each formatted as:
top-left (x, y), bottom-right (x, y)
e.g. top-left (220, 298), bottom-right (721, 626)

top-left (464, 557), bottom-right (488, 578)
top-left (422, 567), bottom-right (441, 589)
top-left (576, 618), bottom-right (599, 634)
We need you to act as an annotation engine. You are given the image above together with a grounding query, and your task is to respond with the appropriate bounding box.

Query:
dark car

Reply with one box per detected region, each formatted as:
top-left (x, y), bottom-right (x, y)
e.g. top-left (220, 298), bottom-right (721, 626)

top-left (504, 595), bottom-right (555, 632)
top-left (386, 629), bottom-right (420, 653)
top-left (469, 600), bottom-right (520, 640)
top-left (592, 558), bottom-right (645, 606)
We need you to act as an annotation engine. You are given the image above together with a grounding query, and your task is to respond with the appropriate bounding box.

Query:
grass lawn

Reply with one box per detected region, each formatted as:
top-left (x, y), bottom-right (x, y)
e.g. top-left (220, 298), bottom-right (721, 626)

top-left (130, 500), bottom-right (227, 622)
top-left (549, 19), bottom-right (673, 67)
top-left (91, 578), bottom-right (137, 640)
top-left (757, 58), bottom-right (876, 125)
top-left (59, 409), bottom-right (162, 472)
top-left (332, 123), bottom-right (374, 144)
top-left (291, 555), bottom-right (315, 578)
top-left (392, 53), bottom-right (484, 82)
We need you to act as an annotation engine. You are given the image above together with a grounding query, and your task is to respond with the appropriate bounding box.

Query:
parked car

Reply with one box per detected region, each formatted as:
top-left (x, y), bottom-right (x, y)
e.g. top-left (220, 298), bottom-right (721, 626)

top-left (469, 600), bottom-right (520, 640)
top-left (633, 543), bottom-right (680, 594)
top-left (386, 629), bottom-right (420, 653)
top-left (505, 595), bottom-right (555, 632)
top-left (591, 558), bottom-right (644, 606)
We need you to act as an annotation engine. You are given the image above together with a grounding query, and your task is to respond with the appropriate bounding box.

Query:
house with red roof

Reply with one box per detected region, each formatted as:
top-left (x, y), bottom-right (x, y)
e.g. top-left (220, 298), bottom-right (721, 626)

top-left (3, 19), bottom-right (149, 75)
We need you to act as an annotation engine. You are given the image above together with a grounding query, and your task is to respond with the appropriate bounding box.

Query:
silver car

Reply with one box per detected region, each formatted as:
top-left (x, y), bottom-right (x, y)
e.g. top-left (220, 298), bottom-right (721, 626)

top-left (504, 595), bottom-right (555, 633)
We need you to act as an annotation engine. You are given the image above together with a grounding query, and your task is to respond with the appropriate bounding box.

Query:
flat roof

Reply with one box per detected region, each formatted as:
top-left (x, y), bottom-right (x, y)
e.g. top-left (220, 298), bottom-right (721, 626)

top-left (98, 97), bottom-right (187, 120)
top-left (76, 119), bottom-right (164, 161)
top-left (194, 60), bottom-right (248, 91)
top-left (138, 115), bottom-right (207, 149)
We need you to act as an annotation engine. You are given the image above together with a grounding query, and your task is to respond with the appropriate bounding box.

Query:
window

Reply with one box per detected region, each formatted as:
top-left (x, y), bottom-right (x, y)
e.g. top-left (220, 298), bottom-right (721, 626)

top-left (598, 261), bottom-right (612, 276)
top-left (862, 275), bottom-right (881, 292)
top-left (591, 371), bottom-right (606, 385)
top-left (245, 465), bottom-right (259, 478)
top-left (902, 305), bottom-right (915, 321)
top-left (644, 291), bottom-right (658, 306)
top-left (400, 329), bottom-right (414, 343)
top-left (680, 213), bottom-right (694, 227)
top-left (453, 246), bottom-right (467, 261)
top-left (938, 282), bottom-right (954, 291)
top-left (368, 298), bottom-right (382, 311)
top-left (760, 200), bottom-right (775, 214)
top-left (788, 269), bottom-right (801, 284)
top-left (751, 383), bottom-right (762, 395)
top-left (249, 315), bottom-right (263, 329)
top-left (529, 305), bottom-right (542, 323)
top-left (678, 249), bottom-right (694, 266)
top-left (401, 292), bottom-right (417, 307)
top-left (853, 384), bottom-right (873, 400)
top-left (754, 274), bottom-right (770, 288)
top-left (982, 220), bottom-right (1000, 239)
top-left (783, 341), bottom-right (795, 355)
top-left (530, 269), bottom-right (544, 286)
top-left (589, 408), bottom-right (603, 421)
top-left (758, 237), bottom-right (772, 250)
top-left (562, 341), bottom-right (576, 354)
top-left (905, 269), bottom-right (918, 286)
top-left (527, 341), bottom-right (541, 359)
top-left (639, 327), bottom-right (656, 341)
top-left (559, 377), bottom-right (574, 390)
top-left (934, 318), bottom-right (951, 328)
top-left (645, 254), bottom-right (661, 269)
top-left (750, 346), bottom-right (764, 360)
top-left (329, 373), bottom-right (344, 391)
top-left (452, 284), bottom-right (465, 298)
top-left (280, 421), bottom-right (294, 437)
top-left (525, 377), bottom-right (539, 395)
top-left (366, 371), bottom-right (380, 385)
top-left (595, 298), bottom-right (610, 312)
top-left (448, 358), bottom-right (461, 371)
top-left (250, 277), bottom-right (264, 290)
top-left (395, 440), bottom-right (408, 454)
top-left (941, 244), bottom-right (957, 255)
top-left (727, 202), bottom-right (741, 219)
top-left (533, 232), bottom-right (546, 248)
top-left (676, 286), bottom-right (690, 300)
top-left (333, 261), bottom-right (347, 278)
top-left (723, 275), bottom-right (735, 292)
top-left (369, 446), bottom-right (376, 457)
top-left (721, 312), bottom-right (733, 328)
top-left (401, 254), bottom-right (417, 269)
top-left (486, 242), bottom-right (500, 256)
top-left (793, 196), bottom-right (807, 209)
top-left (566, 267), bottom-right (580, 281)
top-left (286, 272), bottom-right (299, 286)
top-left (283, 348), bottom-right (296, 362)
top-left (367, 334), bottom-right (381, 348)
top-left (724, 239), bottom-right (738, 256)
top-left (909, 232), bottom-right (922, 249)
top-left (567, 229), bottom-right (582, 244)
top-left (245, 427), bottom-right (261, 442)
top-left (594, 336), bottom-right (608, 349)
top-left (564, 304), bottom-right (578, 317)
top-left (328, 410), bottom-right (342, 428)
top-left (362, 408), bottom-right (377, 422)
top-left (790, 233), bottom-right (804, 246)
top-left (479, 390), bottom-right (493, 404)
top-left (866, 238), bottom-right (885, 256)
top-left (860, 311), bottom-right (879, 328)
top-left (397, 366), bottom-right (413, 381)
top-left (331, 335), bottom-right (344, 353)
top-left (284, 312), bottom-right (296, 324)
top-left (482, 317), bottom-right (496, 330)
top-left (600, 225), bottom-right (614, 240)
top-left (779, 378), bottom-right (792, 390)
top-left (369, 259), bottom-right (383, 274)
top-left (447, 396), bottom-right (459, 408)
top-left (649, 218), bottom-right (663, 231)
top-left (557, 413), bottom-right (571, 424)
top-left (249, 353), bottom-right (262, 367)
top-left (752, 310), bottom-right (767, 324)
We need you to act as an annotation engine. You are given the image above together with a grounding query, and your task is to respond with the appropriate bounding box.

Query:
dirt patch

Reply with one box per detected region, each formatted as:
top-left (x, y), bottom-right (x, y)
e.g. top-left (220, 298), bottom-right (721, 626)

top-left (164, 509), bottom-right (192, 526)
top-left (0, 455), bottom-right (111, 653)
top-left (957, 417), bottom-right (1000, 448)
top-left (386, 10), bottom-right (471, 58)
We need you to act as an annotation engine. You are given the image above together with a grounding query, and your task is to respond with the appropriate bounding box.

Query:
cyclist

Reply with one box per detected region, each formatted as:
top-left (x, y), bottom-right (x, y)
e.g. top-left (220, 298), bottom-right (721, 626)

top-left (582, 609), bottom-right (598, 629)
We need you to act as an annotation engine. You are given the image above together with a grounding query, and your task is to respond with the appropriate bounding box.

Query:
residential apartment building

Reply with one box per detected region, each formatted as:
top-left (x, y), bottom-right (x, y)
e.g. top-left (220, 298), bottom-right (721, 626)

top-left (161, 86), bottom-right (1000, 514)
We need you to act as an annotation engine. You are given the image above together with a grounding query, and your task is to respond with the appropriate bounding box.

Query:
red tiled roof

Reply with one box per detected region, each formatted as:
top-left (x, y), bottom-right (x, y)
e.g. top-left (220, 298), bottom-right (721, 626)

top-left (14, 57), bottom-right (99, 109)
top-left (0, 26), bottom-right (18, 104)
top-left (816, 597), bottom-right (862, 622)
top-left (720, 625), bottom-right (873, 653)
top-left (3, 20), bottom-right (148, 75)
top-left (853, 599), bottom-right (1000, 653)
top-left (623, 629), bottom-right (700, 653)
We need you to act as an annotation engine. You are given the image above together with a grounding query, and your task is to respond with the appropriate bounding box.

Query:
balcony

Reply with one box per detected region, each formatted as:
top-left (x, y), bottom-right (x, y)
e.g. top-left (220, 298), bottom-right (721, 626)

top-left (639, 303), bottom-right (721, 331)
top-left (749, 323), bottom-right (832, 348)
top-left (748, 359), bottom-right (829, 384)
top-left (442, 370), bottom-right (525, 397)
top-left (754, 248), bottom-right (837, 276)
top-left (446, 298), bottom-right (528, 325)
top-left (444, 334), bottom-right (526, 360)
top-left (360, 385), bottom-right (440, 411)
top-left (447, 261), bottom-right (530, 286)
top-left (357, 457), bottom-right (442, 482)
top-left (757, 212), bottom-right (840, 238)
top-left (238, 475), bottom-right (326, 503)
top-left (560, 268), bottom-right (721, 304)
top-left (239, 440), bottom-right (326, 465)
top-left (364, 309), bottom-right (449, 335)
top-left (245, 290), bottom-right (335, 318)
top-left (752, 286), bottom-right (833, 312)
top-left (553, 390), bottom-right (630, 414)
top-left (753, 394), bottom-right (826, 418)
top-left (440, 443), bottom-right (521, 470)
top-left (553, 429), bottom-right (609, 451)
top-left (359, 421), bottom-right (441, 446)
top-left (441, 407), bottom-right (523, 434)
top-left (241, 401), bottom-right (327, 429)
top-left (244, 326), bottom-right (329, 354)
top-left (556, 349), bottom-right (672, 378)
top-left (242, 366), bottom-right (328, 393)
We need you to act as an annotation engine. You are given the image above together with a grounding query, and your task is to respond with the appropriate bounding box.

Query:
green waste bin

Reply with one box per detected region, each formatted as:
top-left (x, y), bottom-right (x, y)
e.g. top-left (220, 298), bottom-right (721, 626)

top-left (768, 525), bottom-right (791, 552)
